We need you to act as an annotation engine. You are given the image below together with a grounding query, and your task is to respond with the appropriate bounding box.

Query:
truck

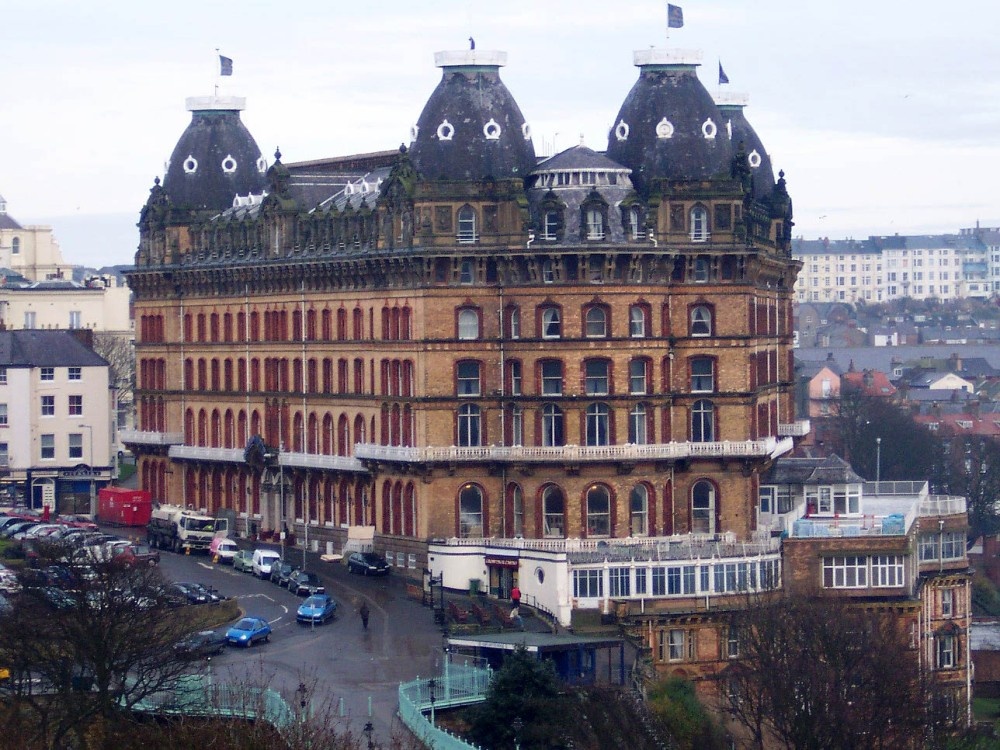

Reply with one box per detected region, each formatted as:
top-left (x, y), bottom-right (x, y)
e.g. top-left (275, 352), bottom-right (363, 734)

top-left (97, 487), bottom-right (152, 527)
top-left (146, 504), bottom-right (228, 554)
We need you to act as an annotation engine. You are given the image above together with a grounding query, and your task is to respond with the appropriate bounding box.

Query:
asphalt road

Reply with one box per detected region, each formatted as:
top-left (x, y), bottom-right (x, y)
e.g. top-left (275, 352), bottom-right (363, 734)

top-left (157, 544), bottom-right (444, 744)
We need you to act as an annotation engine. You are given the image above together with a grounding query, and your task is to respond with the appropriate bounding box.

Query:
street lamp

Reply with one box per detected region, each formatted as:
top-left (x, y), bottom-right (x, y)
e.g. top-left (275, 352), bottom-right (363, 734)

top-left (876, 436), bottom-right (882, 485)
top-left (78, 424), bottom-right (95, 517)
top-left (512, 716), bottom-right (524, 750)
top-left (428, 678), bottom-right (437, 726)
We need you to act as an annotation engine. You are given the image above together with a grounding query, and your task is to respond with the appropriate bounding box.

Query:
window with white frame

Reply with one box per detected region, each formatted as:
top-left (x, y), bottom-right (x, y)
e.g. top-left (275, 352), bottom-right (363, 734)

top-left (584, 359), bottom-right (610, 395)
top-left (458, 484), bottom-right (484, 538)
top-left (630, 485), bottom-right (648, 535)
top-left (937, 634), bottom-right (955, 669)
top-left (69, 310), bottom-right (82, 329)
top-left (542, 259), bottom-right (556, 284)
top-left (628, 403), bottom-right (648, 444)
top-left (0, 443), bottom-right (7, 465)
top-left (68, 367), bottom-right (81, 381)
top-left (457, 308), bottom-right (480, 340)
top-left (691, 481), bottom-right (715, 534)
top-left (690, 305), bottom-right (712, 337)
top-left (68, 395), bottom-right (83, 416)
top-left (24, 311), bottom-right (36, 329)
top-left (509, 360), bottom-right (522, 395)
top-left (586, 485), bottom-right (611, 536)
top-left (635, 567), bottom-right (647, 595)
top-left (629, 359), bottom-right (648, 394)
top-left (510, 404), bottom-right (523, 446)
top-left (823, 556), bottom-right (868, 588)
top-left (585, 209), bottom-right (605, 240)
top-left (585, 307), bottom-right (607, 337)
top-left (68, 433), bottom-right (83, 460)
top-left (919, 535), bottom-right (940, 561)
top-left (759, 486), bottom-right (775, 515)
top-left (541, 307), bottom-right (561, 338)
top-left (40, 434), bottom-right (55, 460)
top-left (512, 484), bottom-right (524, 536)
top-left (541, 404), bottom-right (564, 446)
top-left (457, 205), bottom-right (477, 244)
top-left (459, 260), bottom-right (475, 284)
top-left (726, 625), bottom-right (740, 658)
top-left (609, 567), bottom-right (630, 597)
top-left (690, 207), bottom-right (709, 241)
top-left (0, 367), bottom-right (6, 384)
top-left (457, 404), bottom-right (481, 447)
top-left (691, 399), bottom-right (714, 442)
top-left (542, 210), bottom-right (560, 241)
top-left (573, 569), bottom-right (603, 598)
top-left (543, 486), bottom-right (565, 537)
top-left (629, 305), bottom-right (646, 337)
top-left (0, 404), bottom-right (6, 427)
top-left (540, 360), bottom-right (563, 395)
top-left (690, 357), bottom-right (714, 393)
top-left (40, 367), bottom-right (54, 381)
top-left (871, 555), bottom-right (905, 587)
top-left (627, 206), bottom-right (641, 240)
top-left (941, 588), bottom-right (954, 617)
top-left (41, 395), bottom-right (55, 416)
top-left (456, 361), bottom-right (481, 396)
top-left (941, 532), bottom-right (964, 559)
top-left (668, 629), bottom-right (685, 661)
top-left (585, 403), bottom-right (610, 446)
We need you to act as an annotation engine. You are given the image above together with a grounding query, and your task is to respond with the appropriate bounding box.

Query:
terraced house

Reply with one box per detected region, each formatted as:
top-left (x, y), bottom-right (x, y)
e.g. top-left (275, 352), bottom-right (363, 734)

top-left (122, 31), bottom-right (970, 719)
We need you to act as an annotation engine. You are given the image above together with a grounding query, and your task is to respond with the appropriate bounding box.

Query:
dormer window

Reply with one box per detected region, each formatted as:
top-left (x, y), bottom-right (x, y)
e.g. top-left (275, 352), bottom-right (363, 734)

top-left (543, 210), bottom-right (561, 241)
top-left (586, 209), bottom-right (605, 240)
top-left (690, 206), bottom-right (709, 242)
top-left (457, 205), bottom-right (477, 244)
top-left (627, 207), bottom-right (642, 240)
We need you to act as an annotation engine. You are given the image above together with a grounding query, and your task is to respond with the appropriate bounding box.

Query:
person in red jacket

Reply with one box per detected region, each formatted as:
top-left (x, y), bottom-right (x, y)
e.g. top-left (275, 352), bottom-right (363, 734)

top-left (510, 584), bottom-right (521, 607)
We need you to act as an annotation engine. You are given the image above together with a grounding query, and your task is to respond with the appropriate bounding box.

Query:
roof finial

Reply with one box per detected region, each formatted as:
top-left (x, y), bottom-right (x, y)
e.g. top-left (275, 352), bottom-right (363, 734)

top-left (469, 36), bottom-right (475, 50)
top-left (274, 147), bottom-right (282, 162)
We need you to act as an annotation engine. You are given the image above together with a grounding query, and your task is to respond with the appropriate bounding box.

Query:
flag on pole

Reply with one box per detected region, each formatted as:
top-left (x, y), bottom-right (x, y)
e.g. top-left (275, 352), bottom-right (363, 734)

top-left (219, 55), bottom-right (233, 76)
top-left (667, 4), bottom-right (684, 28)
top-left (718, 62), bottom-right (729, 85)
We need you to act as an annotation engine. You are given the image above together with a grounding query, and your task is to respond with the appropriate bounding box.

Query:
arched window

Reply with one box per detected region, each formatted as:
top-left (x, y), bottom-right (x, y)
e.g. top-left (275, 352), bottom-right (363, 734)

top-left (11, 237), bottom-right (19, 255)
top-left (511, 484), bottom-right (524, 537)
top-left (457, 308), bottom-right (480, 340)
top-left (627, 206), bottom-right (642, 240)
top-left (459, 484), bottom-right (484, 538)
top-left (541, 404), bottom-right (564, 446)
top-left (692, 480), bottom-right (716, 534)
top-left (629, 305), bottom-right (648, 337)
top-left (541, 306), bottom-right (561, 338)
top-left (584, 306), bottom-right (608, 338)
top-left (690, 305), bottom-right (712, 337)
top-left (542, 486), bottom-right (565, 538)
top-left (457, 205), bottom-right (477, 244)
top-left (629, 403), bottom-right (649, 444)
top-left (506, 306), bottom-right (521, 339)
top-left (457, 404), bottom-right (481, 447)
top-left (586, 485), bottom-right (611, 537)
top-left (585, 403), bottom-right (611, 446)
top-left (630, 485), bottom-right (649, 536)
top-left (690, 357), bottom-right (715, 393)
top-left (692, 399), bottom-right (715, 442)
top-left (690, 206), bottom-right (709, 242)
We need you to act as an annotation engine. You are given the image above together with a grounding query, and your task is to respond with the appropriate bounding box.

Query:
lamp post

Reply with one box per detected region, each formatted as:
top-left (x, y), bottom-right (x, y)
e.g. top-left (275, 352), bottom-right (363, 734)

top-left (363, 721), bottom-right (375, 750)
top-left (876, 436), bottom-right (882, 485)
top-left (78, 424), bottom-right (95, 517)
top-left (427, 678), bottom-right (436, 726)
top-left (512, 716), bottom-right (524, 750)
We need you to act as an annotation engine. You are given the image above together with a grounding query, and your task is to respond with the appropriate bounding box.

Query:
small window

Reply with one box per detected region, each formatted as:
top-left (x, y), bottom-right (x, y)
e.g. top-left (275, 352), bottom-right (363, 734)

top-left (628, 207), bottom-right (642, 240)
top-left (629, 306), bottom-right (647, 337)
top-left (690, 306), bottom-right (712, 337)
top-left (0, 403), bottom-right (6, 426)
top-left (541, 404), bottom-right (564, 447)
top-left (509, 361), bottom-right (522, 395)
top-left (542, 210), bottom-right (561, 241)
top-left (69, 311), bottom-right (82, 329)
top-left (68, 395), bottom-right (83, 416)
top-left (541, 307), bottom-right (561, 338)
top-left (540, 360), bottom-right (563, 395)
top-left (457, 404), bottom-right (482, 447)
top-left (690, 207), bottom-right (709, 242)
top-left (542, 486), bottom-right (565, 537)
top-left (40, 367), bottom-right (54, 382)
top-left (68, 367), bottom-right (81, 381)
top-left (586, 485), bottom-right (611, 536)
top-left (68, 433), bottom-right (83, 460)
top-left (457, 308), bottom-right (480, 340)
top-left (691, 480), bottom-right (715, 534)
top-left (11, 237), bottom-right (20, 255)
top-left (456, 361), bottom-right (481, 396)
top-left (941, 588), bottom-right (954, 618)
top-left (23, 311), bottom-right (36, 329)
top-left (937, 634), bottom-right (955, 669)
top-left (459, 260), bottom-right (475, 284)
top-left (629, 403), bottom-right (648, 444)
top-left (457, 206), bottom-right (477, 244)
top-left (508, 307), bottom-right (521, 339)
top-left (585, 403), bottom-right (611, 446)
top-left (459, 484), bottom-right (484, 537)
top-left (586, 209), bottom-right (605, 240)
top-left (693, 257), bottom-right (710, 282)
top-left (692, 399), bottom-right (714, 442)
top-left (629, 359), bottom-right (648, 395)
top-left (542, 259), bottom-right (556, 284)
top-left (630, 485), bottom-right (649, 535)
top-left (584, 360), bottom-right (610, 395)
top-left (40, 434), bottom-right (55, 460)
top-left (691, 358), bottom-right (715, 393)
top-left (41, 395), bottom-right (55, 416)
top-left (585, 307), bottom-right (607, 337)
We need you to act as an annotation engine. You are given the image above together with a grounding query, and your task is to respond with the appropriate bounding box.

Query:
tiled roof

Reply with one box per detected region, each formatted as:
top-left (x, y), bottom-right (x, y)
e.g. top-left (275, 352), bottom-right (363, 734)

top-left (0, 330), bottom-right (107, 368)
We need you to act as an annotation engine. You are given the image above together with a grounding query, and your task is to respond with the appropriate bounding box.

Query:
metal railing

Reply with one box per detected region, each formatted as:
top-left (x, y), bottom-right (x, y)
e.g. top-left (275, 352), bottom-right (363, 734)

top-left (120, 429), bottom-right (184, 446)
top-left (398, 662), bottom-right (492, 750)
top-left (130, 675), bottom-right (295, 730)
top-left (919, 496), bottom-right (967, 517)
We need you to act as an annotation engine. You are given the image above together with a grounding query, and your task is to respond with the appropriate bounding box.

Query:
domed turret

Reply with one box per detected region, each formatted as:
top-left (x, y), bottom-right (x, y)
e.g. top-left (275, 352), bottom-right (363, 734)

top-left (162, 96), bottom-right (266, 212)
top-left (409, 50), bottom-right (536, 182)
top-left (606, 49), bottom-right (732, 194)
top-left (715, 92), bottom-right (775, 199)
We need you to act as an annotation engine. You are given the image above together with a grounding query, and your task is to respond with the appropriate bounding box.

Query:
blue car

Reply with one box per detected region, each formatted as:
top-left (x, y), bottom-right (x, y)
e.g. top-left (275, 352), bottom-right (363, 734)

top-left (297, 594), bottom-right (337, 625)
top-left (226, 616), bottom-right (271, 647)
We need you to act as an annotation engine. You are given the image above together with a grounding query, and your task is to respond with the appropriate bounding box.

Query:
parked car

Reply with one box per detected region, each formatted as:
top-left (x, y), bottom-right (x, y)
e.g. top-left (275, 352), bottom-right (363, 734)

top-left (251, 549), bottom-right (281, 579)
top-left (210, 537), bottom-right (239, 564)
top-left (347, 551), bottom-right (390, 576)
top-left (296, 594), bottom-right (337, 624)
top-left (232, 549), bottom-right (254, 573)
top-left (226, 616), bottom-right (271, 647)
top-left (288, 570), bottom-right (325, 596)
top-left (171, 582), bottom-right (211, 605)
top-left (270, 561), bottom-right (295, 587)
top-left (118, 542), bottom-right (160, 566)
top-left (175, 629), bottom-right (227, 658)
top-left (0, 565), bottom-right (21, 594)
top-left (185, 581), bottom-right (223, 602)
top-left (3, 521), bottom-right (38, 538)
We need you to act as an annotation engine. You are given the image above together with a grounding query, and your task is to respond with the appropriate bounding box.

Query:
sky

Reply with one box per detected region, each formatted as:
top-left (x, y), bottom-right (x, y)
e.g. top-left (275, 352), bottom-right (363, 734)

top-left (3, 0), bottom-right (999, 268)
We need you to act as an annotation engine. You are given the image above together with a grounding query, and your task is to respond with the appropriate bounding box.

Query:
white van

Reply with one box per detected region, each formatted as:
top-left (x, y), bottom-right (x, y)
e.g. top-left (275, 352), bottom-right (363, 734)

top-left (210, 537), bottom-right (239, 564)
top-left (251, 549), bottom-right (281, 579)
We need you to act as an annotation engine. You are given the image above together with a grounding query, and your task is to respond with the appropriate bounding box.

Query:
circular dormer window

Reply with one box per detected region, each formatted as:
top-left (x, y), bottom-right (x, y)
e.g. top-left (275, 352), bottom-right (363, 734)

top-left (483, 119), bottom-right (502, 140)
top-left (522, 122), bottom-right (532, 141)
top-left (256, 156), bottom-right (268, 173)
top-left (702, 118), bottom-right (718, 140)
top-left (655, 117), bottom-right (674, 139)
top-left (221, 154), bottom-right (238, 174)
top-left (183, 156), bottom-right (198, 174)
top-left (615, 120), bottom-right (630, 142)
top-left (437, 119), bottom-right (455, 141)
top-left (410, 124), bottom-right (419, 141)
top-left (748, 149), bottom-right (762, 168)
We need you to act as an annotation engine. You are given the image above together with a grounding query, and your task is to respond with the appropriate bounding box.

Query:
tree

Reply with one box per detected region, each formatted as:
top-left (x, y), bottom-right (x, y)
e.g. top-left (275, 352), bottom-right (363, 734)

top-left (647, 677), bottom-right (726, 750)
top-left (92, 331), bottom-right (135, 435)
top-left (721, 596), bottom-right (927, 750)
top-left (934, 430), bottom-right (1000, 538)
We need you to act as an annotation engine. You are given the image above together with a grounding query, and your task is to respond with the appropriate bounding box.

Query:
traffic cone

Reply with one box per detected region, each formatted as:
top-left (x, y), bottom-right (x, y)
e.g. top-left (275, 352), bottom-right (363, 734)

top-left (213, 554), bottom-right (219, 564)
top-left (185, 546), bottom-right (190, 556)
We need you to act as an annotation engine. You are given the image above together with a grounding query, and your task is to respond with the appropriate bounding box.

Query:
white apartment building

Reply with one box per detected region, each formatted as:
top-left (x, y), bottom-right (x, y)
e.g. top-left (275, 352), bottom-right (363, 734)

top-left (0, 194), bottom-right (71, 283)
top-left (793, 230), bottom-right (995, 304)
top-left (0, 277), bottom-right (132, 334)
top-left (0, 330), bottom-right (112, 515)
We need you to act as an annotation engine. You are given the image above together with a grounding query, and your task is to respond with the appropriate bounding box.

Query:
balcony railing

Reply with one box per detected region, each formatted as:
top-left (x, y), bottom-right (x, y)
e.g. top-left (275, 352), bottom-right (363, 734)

top-left (355, 436), bottom-right (794, 465)
top-left (120, 429), bottom-right (184, 446)
top-left (166, 446), bottom-right (366, 473)
top-left (919, 496), bottom-right (967, 517)
top-left (778, 419), bottom-right (811, 437)
top-left (169, 446), bottom-right (245, 463)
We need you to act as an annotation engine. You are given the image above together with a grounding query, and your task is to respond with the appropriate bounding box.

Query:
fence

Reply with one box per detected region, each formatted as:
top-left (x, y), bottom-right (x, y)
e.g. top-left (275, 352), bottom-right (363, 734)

top-left (130, 675), bottom-right (296, 730)
top-left (398, 660), bottom-right (492, 750)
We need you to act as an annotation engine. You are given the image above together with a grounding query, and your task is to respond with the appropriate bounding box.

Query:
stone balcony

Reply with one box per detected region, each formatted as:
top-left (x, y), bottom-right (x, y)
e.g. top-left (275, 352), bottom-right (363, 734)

top-left (120, 429), bottom-right (184, 446)
top-left (167, 445), bottom-right (365, 472)
top-left (778, 419), bottom-right (811, 437)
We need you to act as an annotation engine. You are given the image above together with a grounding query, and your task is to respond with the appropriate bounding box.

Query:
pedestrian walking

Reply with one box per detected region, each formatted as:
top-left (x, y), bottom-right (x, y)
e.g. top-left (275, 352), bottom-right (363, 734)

top-left (359, 601), bottom-right (370, 630)
top-left (510, 584), bottom-right (521, 607)
top-left (510, 605), bottom-right (524, 631)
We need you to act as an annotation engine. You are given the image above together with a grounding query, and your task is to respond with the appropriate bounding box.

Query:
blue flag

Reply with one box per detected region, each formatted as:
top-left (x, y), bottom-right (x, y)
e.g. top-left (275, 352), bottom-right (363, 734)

top-left (219, 55), bottom-right (233, 76)
top-left (719, 62), bottom-right (729, 85)
top-left (667, 4), bottom-right (684, 28)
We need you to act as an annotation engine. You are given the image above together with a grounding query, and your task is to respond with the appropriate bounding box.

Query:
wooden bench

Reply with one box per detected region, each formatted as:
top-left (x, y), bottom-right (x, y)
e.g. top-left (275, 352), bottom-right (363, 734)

top-left (469, 602), bottom-right (492, 626)
top-left (447, 601), bottom-right (469, 624)
top-left (493, 603), bottom-right (517, 629)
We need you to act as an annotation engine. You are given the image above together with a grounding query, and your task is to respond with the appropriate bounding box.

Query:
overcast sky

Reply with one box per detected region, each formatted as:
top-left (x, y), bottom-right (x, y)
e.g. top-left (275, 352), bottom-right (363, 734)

top-left (3, 0), bottom-right (999, 268)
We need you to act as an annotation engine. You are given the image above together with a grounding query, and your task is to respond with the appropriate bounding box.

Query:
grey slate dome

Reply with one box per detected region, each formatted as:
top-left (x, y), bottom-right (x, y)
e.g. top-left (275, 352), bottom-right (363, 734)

top-left (606, 49), bottom-right (732, 194)
top-left (162, 96), bottom-right (266, 212)
top-left (716, 92), bottom-right (775, 200)
top-left (409, 50), bottom-right (536, 182)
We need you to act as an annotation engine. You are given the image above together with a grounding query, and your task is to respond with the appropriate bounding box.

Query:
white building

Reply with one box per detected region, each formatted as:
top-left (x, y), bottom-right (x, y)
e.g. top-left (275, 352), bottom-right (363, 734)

top-left (0, 194), bottom-right (72, 283)
top-left (0, 330), bottom-right (112, 514)
top-left (0, 276), bottom-right (132, 334)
